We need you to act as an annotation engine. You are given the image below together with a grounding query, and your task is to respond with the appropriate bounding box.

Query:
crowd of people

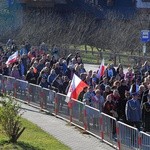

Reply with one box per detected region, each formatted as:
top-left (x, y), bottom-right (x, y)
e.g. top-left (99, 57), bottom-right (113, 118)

top-left (0, 39), bottom-right (150, 134)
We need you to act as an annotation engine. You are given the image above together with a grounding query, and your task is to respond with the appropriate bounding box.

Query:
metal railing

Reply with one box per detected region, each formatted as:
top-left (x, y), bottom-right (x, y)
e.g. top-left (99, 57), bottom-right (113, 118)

top-left (139, 132), bottom-right (150, 150)
top-left (0, 74), bottom-right (149, 150)
top-left (117, 121), bottom-right (139, 150)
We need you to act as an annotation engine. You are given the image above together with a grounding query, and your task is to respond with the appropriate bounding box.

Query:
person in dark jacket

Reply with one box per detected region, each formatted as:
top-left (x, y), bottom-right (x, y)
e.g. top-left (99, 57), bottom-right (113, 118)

top-left (140, 88), bottom-right (149, 106)
top-left (118, 90), bottom-right (131, 123)
top-left (47, 69), bottom-right (57, 86)
top-left (26, 67), bottom-right (38, 84)
top-left (142, 94), bottom-right (150, 133)
top-left (65, 65), bottom-right (75, 80)
top-left (62, 76), bottom-right (69, 94)
top-left (118, 79), bottom-right (129, 100)
top-left (39, 75), bottom-right (49, 88)
top-left (51, 74), bottom-right (63, 93)
top-left (54, 62), bottom-right (61, 75)
top-left (37, 59), bottom-right (45, 73)
top-left (2, 62), bottom-right (10, 76)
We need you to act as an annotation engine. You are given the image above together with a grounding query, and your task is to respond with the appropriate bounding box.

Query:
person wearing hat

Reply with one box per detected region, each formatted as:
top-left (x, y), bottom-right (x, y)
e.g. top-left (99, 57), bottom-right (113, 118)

top-left (125, 92), bottom-right (142, 130)
top-left (142, 94), bottom-right (150, 133)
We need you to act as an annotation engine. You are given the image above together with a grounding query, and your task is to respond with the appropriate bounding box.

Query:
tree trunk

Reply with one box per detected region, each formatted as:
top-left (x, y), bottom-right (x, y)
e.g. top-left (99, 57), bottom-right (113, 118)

top-left (118, 54), bottom-right (121, 63)
top-left (85, 44), bottom-right (87, 53)
top-left (91, 46), bottom-right (94, 55)
top-left (113, 54), bottom-right (117, 66)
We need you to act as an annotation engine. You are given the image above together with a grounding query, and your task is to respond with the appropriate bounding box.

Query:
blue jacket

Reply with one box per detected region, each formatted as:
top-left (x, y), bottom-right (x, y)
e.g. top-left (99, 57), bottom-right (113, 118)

top-left (47, 73), bottom-right (57, 85)
top-left (125, 99), bottom-right (142, 122)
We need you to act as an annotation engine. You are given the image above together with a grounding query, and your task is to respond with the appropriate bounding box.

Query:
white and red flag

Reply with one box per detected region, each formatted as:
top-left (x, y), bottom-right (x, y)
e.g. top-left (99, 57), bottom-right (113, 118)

top-left (66, 74), bottom-right (88, 103)
top-left (97, 59), bottom-right (105, 78)
top-left (6, 51), bottom-right (18, 65)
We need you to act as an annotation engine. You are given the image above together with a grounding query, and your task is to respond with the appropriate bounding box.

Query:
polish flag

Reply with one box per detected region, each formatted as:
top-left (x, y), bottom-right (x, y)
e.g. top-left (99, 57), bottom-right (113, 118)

top-left (6, 51), bottom-right (19, 65)
top-left (66, 74), bottom-right (88, 103)
top-left (97, 59), bottom-right (105, 78)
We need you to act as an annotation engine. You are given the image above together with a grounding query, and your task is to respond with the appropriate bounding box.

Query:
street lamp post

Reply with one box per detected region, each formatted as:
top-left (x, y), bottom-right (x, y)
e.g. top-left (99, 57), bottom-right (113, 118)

top-left (141, 30), bottom-right (150, 60)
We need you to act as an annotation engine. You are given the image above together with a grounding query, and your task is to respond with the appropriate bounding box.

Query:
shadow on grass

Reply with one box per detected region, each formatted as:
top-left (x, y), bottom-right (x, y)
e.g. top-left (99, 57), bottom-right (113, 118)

top-left (0, 140), bottom-right (42, 150)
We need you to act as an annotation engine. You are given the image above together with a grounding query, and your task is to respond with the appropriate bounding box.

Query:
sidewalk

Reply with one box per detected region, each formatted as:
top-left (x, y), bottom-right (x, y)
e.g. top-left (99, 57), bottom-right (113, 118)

top-left (20, 103), bottom-right (115, 150)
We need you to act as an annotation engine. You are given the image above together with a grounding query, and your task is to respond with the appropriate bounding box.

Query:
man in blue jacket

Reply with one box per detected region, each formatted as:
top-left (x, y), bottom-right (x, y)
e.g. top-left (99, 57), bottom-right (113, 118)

top-left (125, 92), bottom-right (142, 130)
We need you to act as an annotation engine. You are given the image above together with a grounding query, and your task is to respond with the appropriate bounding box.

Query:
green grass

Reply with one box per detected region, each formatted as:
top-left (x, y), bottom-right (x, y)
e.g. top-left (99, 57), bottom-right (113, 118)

top-left (69, 45), bottom-right (131, 65)
top-left (69, 45), bottom-right (98, 52)
top-left (0, 118), bottom-right (70, 150)
top-left (68, 45), bottom-right (148, 67)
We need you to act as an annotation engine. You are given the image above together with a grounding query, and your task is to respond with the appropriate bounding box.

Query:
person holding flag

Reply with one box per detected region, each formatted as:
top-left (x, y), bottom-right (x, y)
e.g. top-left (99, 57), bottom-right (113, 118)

top-left (65, 73), bottom-right (88, 118)
top-left (66, 74), bottom-right (88, 103)
top-left (97, 59), bottom-right (105, 79)
top-left (5, 51), bottom-right (19, 66)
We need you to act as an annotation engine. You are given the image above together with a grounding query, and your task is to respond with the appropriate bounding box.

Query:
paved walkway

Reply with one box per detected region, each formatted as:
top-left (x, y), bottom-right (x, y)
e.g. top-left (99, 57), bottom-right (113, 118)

top-left (20, 103), bottom-right (115, 150)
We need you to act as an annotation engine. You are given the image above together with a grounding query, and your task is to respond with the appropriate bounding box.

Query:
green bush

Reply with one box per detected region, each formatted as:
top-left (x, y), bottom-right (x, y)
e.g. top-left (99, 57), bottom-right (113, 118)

top-left (0, 97), bottom-right (25, 143)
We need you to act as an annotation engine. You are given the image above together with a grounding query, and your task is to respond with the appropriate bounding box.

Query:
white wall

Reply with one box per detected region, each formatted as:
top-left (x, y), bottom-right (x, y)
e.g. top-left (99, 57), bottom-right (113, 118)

top-left (136, 0), bottom-right (150, 8)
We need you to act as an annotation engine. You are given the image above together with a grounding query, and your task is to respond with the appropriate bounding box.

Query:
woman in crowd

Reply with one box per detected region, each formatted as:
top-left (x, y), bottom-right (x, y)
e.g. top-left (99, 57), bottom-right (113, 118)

top-left (103, 94), bottom-right (117, 138)
top-left (116, 63), bottom-right (123, 74)
top-left (103, 85), bottom-right (112, 99)
top-left (125, 68), bottom-right (134, 85)
top-left (118, 68), bottom-right (125, 80)
top-left (93, 89), bottom-right (104, 111)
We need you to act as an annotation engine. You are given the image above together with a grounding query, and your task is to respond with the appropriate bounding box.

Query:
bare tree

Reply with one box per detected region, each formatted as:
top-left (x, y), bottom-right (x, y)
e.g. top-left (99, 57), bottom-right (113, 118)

top-left (0, 2), bottom-right (149, 63)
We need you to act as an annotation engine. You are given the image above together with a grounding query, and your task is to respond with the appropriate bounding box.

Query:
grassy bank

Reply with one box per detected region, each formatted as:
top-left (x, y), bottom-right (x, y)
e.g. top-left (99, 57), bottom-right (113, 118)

top-left (0, 118), bottom-right (70, 150)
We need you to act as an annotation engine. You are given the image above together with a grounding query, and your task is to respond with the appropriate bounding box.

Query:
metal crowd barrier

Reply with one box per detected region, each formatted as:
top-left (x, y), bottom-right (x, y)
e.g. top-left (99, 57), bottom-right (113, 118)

top-left (2, 75), bottom-right (16, 96)
top-left (117, 121), bottom-right (139, 150)
top-left (56, 93), bottom-right (70, 121)
top-left (42, 87), bottom-right (55, 112)
top-left (100, 113), bottom-right (118, 148)
top-left (0, 74), bottom-right (150, 150)
top-left (28, 83), bottom-right (42, 108)
top-left (16, 79), bottom-right (28, 102)
top-left (85, 105), bottom-right (101, 137)
top-left (139, 131), bottom-right (150, 150)
top-left (71, 98), bottom-right (85, 129)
